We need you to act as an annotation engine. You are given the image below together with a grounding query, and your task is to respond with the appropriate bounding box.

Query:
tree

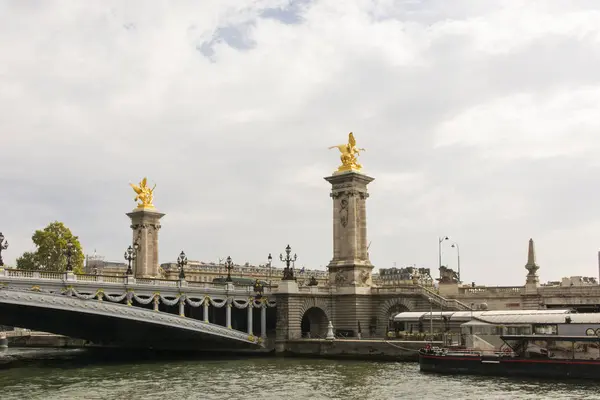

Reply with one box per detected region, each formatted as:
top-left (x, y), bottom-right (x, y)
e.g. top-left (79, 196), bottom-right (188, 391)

top-left (16, 221), bottom-right (84, 274)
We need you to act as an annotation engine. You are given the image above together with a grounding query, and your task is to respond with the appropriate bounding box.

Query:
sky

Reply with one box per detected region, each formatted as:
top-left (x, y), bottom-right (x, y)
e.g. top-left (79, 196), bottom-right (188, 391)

top-left (2, 0), bottom-right (600, 286)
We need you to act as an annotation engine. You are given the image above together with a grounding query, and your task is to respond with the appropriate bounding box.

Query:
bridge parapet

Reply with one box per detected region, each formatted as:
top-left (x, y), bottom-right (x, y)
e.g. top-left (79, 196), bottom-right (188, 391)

top-left (0, 269), bottom-right (275, 299)
top-left (297, 286), bottom-right (334, 294)
top-left (539, 285), bottom-right (600, 296)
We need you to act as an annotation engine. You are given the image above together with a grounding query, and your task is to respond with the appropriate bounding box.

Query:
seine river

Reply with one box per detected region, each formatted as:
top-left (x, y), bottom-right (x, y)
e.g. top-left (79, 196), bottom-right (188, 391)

top-left (1, 348), bottom-right (600, 400)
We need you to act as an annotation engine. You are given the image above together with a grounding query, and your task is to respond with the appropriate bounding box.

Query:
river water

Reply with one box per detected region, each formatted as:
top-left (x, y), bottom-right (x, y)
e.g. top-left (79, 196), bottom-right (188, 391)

top-left (1, 348), bottom-right (600, 400)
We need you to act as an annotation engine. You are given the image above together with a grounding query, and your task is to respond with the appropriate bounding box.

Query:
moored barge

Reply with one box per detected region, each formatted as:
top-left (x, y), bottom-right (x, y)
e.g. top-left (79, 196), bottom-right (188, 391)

top-left (419, 335), bottom-right (600, 380)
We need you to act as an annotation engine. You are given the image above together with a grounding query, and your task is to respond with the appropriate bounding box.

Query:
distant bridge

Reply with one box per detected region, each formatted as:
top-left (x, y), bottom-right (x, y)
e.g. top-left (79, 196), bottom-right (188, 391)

top-left (0, 269), bottom-right (277, 350)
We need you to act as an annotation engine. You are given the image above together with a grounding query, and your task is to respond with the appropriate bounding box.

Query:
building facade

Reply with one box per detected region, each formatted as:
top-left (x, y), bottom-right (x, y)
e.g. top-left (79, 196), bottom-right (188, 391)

top-left (84, 254), bottom-right (329, 287)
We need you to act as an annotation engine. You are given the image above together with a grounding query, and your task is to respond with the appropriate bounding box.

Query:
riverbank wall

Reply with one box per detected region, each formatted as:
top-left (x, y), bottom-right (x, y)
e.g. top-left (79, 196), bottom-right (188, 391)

top-left (7, 332), bottom-right (87, 348)
top-left (275, 339), bottom-right (440, 362)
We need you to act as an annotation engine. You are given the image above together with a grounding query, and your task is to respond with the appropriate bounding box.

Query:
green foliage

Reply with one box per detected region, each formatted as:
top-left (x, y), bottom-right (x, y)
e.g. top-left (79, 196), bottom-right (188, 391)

top-left (16, 221), bottom-right (84, 274)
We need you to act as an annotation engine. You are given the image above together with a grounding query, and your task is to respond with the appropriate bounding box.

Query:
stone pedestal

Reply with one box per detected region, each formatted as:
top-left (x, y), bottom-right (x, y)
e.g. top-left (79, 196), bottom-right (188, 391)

top-left (277, 280), bottom-right (299, 294)
top-left (439, 283), bottom-right (459, 297)
top-left (126, 207), bottom-right (165, 278)
top-left (64, 272), bottom-right (76, 282)
top-left (324, 171), bottom-right (374, 287)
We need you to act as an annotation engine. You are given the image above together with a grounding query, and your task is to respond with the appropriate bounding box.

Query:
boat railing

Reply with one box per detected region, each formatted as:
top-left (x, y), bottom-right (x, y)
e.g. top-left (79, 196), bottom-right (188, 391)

top-left (424, 346), bottom-right (516, 357)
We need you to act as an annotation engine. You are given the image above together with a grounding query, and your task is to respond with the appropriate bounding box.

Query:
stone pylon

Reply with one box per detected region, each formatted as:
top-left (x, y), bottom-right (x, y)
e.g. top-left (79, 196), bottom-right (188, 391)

top-left (126, 208), bottom-right (165, 278)
top-left (525, 238), bottom-right (540, 286)
top-left (324, 171), bottom-right (374, 287)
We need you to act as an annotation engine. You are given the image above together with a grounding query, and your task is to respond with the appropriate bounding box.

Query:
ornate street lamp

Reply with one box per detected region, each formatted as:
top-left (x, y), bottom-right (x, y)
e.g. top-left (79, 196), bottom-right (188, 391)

top-left (65, 242), bottom-right (73, 272)
top-left (224, 256), bottom-right (233, 282)
top-left (0, 232), bottom-right (8, 267)
top-left (177, 251), bottom-right (187, 280)
top-left (280, 244), bottom-right (297, 281)
top-left (267, 253), bottom-right (272, 287)
top-left (124, 245), bottom-right (137, 275)
top-left (253, 279), bottom-right (264, 300)
top-left (451, 242), bottom-right (461, 282)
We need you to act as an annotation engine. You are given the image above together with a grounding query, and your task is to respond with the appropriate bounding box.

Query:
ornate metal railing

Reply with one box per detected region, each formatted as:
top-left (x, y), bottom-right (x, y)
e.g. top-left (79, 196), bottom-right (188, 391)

top-left (459, 286), bottom-right (524, 295)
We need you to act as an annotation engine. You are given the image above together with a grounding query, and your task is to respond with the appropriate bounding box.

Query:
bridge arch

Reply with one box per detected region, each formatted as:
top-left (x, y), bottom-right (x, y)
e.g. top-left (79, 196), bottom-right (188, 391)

top-left (299, 298), bottom-right (331, 339)
top-left (0, 289), bottom-right (261, 349)
top-left (377, 297), bottom-right (415, 336)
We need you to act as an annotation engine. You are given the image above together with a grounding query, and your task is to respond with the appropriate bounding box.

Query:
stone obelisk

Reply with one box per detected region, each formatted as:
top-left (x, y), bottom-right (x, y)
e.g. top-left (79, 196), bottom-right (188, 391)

top-left (525, 238), bottom-right (540, 286)
top-left (325, 133), bottom-right (374, 289)
top-left (127, 178), bottom-right (164, 278)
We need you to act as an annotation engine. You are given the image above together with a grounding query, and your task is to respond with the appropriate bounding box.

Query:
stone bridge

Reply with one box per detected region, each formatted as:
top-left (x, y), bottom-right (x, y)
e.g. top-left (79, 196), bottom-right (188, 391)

top-left (275, 283), bottom-right (471, 340)
top-left (0, 269), bottom-right (277, 350)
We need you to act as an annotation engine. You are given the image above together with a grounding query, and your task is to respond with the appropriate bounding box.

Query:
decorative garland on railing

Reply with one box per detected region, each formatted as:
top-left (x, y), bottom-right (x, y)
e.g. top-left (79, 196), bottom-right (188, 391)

top-left (132, 293), bottom-right (155, 305)
top-left (28, 285), bottom-right (277, 310)
top-left (185, 296), bottom-right (204, 308)
top-left (101, 292), bottom-right (128, 302)
top-left (206, 296), bottom-right (228, 308)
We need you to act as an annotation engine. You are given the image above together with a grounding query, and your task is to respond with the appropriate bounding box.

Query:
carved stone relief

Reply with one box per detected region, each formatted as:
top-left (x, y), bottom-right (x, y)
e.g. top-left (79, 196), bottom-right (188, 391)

top-left (340, 197), bottom-right (349, 227)
top-left (334, 270), bottom-right (346, 285)
top-left (360, 270), bottom-right (370, 284)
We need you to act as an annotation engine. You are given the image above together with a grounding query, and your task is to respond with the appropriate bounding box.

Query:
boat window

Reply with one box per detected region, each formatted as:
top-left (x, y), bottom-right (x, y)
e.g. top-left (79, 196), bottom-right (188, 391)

top-left (506, 326), bottom-right (531, 335)
top-left (533, 324), bottom-right (558, 335)
top-left (547, 340), bottom-right (575, 359)
top-left (574, 340), bottom-right (600, 360)
top-left (525, 340), bottom-right (550, 358)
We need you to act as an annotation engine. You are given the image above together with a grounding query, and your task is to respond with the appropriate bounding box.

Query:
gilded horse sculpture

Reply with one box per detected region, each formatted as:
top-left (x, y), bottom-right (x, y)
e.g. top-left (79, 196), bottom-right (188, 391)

top-left (328, 132), bottom-right (366, 172)
top-left (130, 177), bottom-right (156, 209)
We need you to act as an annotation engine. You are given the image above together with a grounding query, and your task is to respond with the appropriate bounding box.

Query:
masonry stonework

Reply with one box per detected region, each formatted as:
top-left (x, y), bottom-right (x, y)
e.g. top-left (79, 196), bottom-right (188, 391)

top-left (274, 167), bottom-right (470, 345)
top-left (324, 171), bottom-right (374, 287)
top-left (126, 208), bottom-right (165, 278)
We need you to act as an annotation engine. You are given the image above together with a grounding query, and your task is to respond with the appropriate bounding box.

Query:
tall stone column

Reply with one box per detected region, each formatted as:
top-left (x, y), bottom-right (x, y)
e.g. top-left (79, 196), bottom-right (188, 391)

top-left (226, 303), bottom-right (232, 329)
top-left (247, 305), bottom-right (253, 335)
top-left (324, 171), bottom-right (374, 287)
top-left (261, 305), bottom-right (267, 339)
top-left (126, 208), bottom-right (165, 278)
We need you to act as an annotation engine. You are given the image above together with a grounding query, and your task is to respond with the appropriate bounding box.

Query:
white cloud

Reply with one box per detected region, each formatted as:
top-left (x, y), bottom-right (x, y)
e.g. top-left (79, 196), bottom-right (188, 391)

top-left (434, 87), bottom-right (600, 160)
top-left (2, 1), bottom-right (600, 285)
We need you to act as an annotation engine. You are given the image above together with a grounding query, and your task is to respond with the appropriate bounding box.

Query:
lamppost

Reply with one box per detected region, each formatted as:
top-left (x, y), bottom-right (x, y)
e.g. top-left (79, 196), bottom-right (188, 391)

top-left (438, 236), bottom-right (449, 281)
top-left (451, 242), bottom-right (461, 282)
top-left (132, 241), bottom-right (139, 274)
top-left (124, 245), bottom-right (137, 275)
top-left (280, 244), bottom-right (297, 281)
top-left (0, 232), bottom-right (8, 267)
top-left (224, 256), bottom-right (233, 282)
top-left (177, 251), bottom-right (187, 280)
top-left (65, 242), bottom-right (73, 272)
top-left (267, 253), bottom-right (272, 287)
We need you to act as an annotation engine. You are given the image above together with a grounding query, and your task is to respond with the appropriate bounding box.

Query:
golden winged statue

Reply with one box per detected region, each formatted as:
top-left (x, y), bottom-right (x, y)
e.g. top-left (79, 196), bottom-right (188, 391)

top-left (130, 177), bottom-right (156, 209)
top-left (328, 132), bottom-right (366, 173)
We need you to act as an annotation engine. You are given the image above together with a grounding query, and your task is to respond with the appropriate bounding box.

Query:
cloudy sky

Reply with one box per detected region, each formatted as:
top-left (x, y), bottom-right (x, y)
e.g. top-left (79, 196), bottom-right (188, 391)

top-left (2, 0), bottom-right (600, 286)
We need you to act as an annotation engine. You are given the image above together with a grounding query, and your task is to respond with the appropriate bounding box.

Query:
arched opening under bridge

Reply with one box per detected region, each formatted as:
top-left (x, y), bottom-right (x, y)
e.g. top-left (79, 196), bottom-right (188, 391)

top-left (300, 307), bottom-right (329, 338)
